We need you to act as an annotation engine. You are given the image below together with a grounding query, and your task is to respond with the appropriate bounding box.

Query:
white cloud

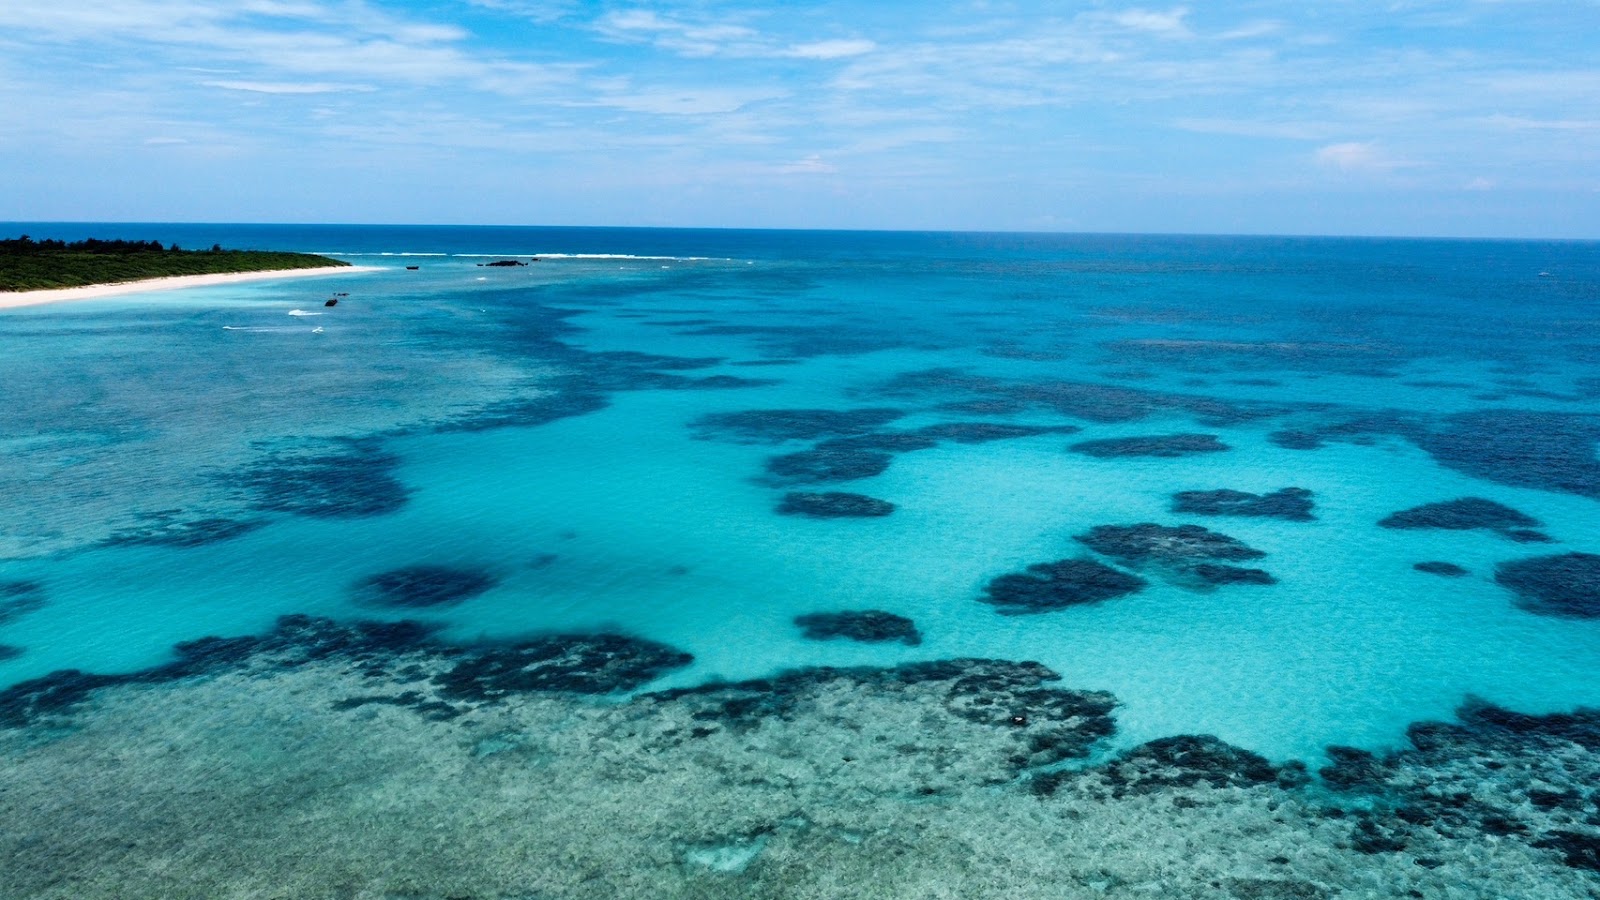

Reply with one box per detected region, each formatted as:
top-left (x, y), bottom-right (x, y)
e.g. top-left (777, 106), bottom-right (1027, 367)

top-left (1102, 7), bottom-right (1192, 38)
top-left (777, 154), bottom-right (836, 174)
top-left (203, 80), bottom-right (371, 94)
top-left (785, 39), bottom-right (876, 60)
top-left (1464, 177), bottom-right (1495, 190)
top-left (1314, 141), bottom-right (1410, 172)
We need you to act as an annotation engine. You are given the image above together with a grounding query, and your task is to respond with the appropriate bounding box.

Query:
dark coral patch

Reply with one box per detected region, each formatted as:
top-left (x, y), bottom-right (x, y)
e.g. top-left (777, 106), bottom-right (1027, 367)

top-left (1191, 564), bottom-right (1278, 586)
top-left (102, 513), bottom-right (266, 549)
top-left (0, 645), bottom-right (23, 661)
top-left (1268, 430), bottom-right (1324, 451)
top-left (979, 559), bottom-right (1146, 615)
top-left (1417, 410), bottom-right (1600, 500)
top-left (690, 408), bottom-right (904, 443)
top-left (0, 615), bottom-right (445, 729)
top-left (433, 634), bottom-right (693, 699)
top-left (1414, 561), bottom-right (1469, 577)
top-left (777, 492), bottom-right (895, 518)
top-left (1495, 552), bottom-right (1600, 618)
top-left (1379, 497), bottom-right (1541, 538)
top-left (794, 610), bottom-right (922, 645)
top-left (1172, 488), bottom-right (1315, 522)
top-left (1077, 523), bottom-right (1266, 567)
top-left (1069, 434), bottom-right (1230, 458)
top-left (763, 447), bottom-right (893, 484)
top-left (0, 581), bottom-right (47, 626)
top-left (354, 565), bottom-right (499, 609)
top-left (911, 422), bottom-right (1081, 444)
top-left (647, 658), bottom-right (1116, 771)
top-left (1089, 735), bottom-right (1288, 795)
top-left (235, 438), bottom-right (410, 519)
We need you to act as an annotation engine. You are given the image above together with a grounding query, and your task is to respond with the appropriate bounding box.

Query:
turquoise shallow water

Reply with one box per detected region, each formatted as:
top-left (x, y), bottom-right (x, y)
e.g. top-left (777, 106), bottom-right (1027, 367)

top-left (1, 225), bottom-right (1598, 770)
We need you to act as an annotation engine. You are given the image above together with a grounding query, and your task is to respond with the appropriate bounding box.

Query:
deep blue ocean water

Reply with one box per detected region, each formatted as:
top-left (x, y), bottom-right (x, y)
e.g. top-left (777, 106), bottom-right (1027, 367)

top-left (2, 223), bottom-right (1598, 764)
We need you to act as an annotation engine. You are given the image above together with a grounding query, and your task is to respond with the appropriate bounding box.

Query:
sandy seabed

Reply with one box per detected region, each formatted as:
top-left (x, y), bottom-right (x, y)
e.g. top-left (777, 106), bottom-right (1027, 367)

top-left (0, 266), bottom-right (379, 309)
top-left (2, 621), bottom-right (1597, 900)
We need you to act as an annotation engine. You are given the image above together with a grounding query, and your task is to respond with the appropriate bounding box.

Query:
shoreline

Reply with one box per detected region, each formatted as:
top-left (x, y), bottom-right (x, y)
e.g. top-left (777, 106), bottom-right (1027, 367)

top-left (0, 265), bottom-right (382, 310)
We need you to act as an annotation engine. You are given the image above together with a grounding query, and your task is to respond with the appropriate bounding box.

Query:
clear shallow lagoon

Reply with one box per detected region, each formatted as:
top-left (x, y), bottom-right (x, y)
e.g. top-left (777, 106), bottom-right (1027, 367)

top-left (2, 225), bottom-right (1598, 898)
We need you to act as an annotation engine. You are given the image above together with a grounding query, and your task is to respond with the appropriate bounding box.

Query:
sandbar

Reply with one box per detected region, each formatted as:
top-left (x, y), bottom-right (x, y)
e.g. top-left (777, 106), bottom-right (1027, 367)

top-left (0, 265), bottom-right (382, 310)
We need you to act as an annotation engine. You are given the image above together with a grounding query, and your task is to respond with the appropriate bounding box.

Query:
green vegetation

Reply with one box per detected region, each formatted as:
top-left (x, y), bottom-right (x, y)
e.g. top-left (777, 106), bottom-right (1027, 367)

top-left (0, 236), bottom-right (348, 292)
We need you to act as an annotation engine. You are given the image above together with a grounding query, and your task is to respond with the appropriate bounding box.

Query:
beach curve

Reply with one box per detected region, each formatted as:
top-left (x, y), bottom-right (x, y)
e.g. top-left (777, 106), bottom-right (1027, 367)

top-left (0, 265), bottom-right (383, 310)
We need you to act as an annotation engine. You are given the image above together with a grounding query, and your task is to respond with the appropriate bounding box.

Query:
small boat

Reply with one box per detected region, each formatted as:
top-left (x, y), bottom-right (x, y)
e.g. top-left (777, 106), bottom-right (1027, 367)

top-left (1538, 272), bottom-right (1553, 278)
top-left (406, 265), bottom-right (420, 270)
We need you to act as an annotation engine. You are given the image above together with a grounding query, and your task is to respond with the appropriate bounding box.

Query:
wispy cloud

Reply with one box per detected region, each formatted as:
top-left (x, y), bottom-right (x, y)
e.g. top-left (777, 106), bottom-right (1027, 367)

top-left (1314, 141), bottom-right (1413, 173)
top-left (203, 80), bottom-right (373, 94)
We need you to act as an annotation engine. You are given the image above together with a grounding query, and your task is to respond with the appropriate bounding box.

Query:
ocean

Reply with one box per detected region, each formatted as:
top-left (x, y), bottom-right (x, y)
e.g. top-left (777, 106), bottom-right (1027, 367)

top-left (1, 223), bottom-right (1597, 898)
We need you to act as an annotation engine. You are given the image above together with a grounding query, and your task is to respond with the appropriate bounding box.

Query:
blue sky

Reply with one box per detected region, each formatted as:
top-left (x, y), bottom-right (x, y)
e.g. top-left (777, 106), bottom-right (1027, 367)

top-left (1, 1), bottom-right (1596, 236)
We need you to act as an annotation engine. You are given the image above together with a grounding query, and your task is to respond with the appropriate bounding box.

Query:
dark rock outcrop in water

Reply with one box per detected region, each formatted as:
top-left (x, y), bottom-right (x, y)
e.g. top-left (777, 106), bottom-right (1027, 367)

top-left (0, 581), bottom-right (47, 626)
top-left (481, 260), bottom-right (528, 267)
top-left (646, 658), bottom-right (1117, 771)
top-left (764, 446), bottom-right (894, 484)
top-left (1380, 497), bottom-right (1545, 541)
top-left (1191, 563), bottom-right (1278, 586)
top-left (777, 492), bottom-right (895, 518)
top-left (1314, 697), bottom-right (1600, 871)
top-left (1494, 553), bottom-right (1600, 618)
top-left (1076, 523), bottom-right (1275, 588)
top-left (433, 635), bottom-right (693, 700)
top-left (690, 408), bottom-right (905, 444)
top-left (979, 559), bottom-right (1146, 615)
top-left (353, 565), bottom-right (499, 609)
top-left (235, 438), bottom-right (410, 519)
top-left (1069, 433), bottom-right (1231, 458)
top-left (102, 512), bottom-right (266, 549)
top-left (0, 613), bottom-right (695, 729)
top-left (1077, 523), bottom-right (1266, 567)
top-left (1054, 734), bottom-right (1295, 798)
top-left (1416, 410), bottom-right (1600, 500)
top-left (794, 610), bottom-right (922, 645)
top-left (1172, 487), bottom-right (1315, 522)
top-left (1414, 561), bottom-right (1469, 577)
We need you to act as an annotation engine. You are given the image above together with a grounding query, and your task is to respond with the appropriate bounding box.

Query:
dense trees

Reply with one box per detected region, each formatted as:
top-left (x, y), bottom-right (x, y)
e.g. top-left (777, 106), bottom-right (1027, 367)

top-left (1, 236), bottom-right (347, 291)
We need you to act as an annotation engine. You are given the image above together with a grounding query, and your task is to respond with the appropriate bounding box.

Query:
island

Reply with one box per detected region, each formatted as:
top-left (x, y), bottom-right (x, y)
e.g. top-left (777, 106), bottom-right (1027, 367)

top-left (1, 236), bottom-right (350, 292)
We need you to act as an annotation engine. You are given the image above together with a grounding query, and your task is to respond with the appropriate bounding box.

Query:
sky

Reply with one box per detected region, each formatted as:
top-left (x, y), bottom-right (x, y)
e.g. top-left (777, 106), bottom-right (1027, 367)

top-left (1, 1), bottom-right (1596, 236)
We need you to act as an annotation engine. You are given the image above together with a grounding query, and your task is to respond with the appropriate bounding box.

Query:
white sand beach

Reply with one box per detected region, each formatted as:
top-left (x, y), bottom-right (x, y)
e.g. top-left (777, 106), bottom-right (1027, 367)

top-left (0, 265), bottom-right (381, 310)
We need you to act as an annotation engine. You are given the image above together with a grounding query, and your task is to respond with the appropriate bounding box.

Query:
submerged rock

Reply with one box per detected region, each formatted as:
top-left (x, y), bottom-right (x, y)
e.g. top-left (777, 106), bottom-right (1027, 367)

top-left (1380, 497), bottom-right (1543, 539)
top-left (236, 438), bottom-right (410, 519)
top-left (1077, 524), bottom-right (1275, 589)
top-left (646, 657), bottom-right (1117, 772)
top-left (433, 634), bottom-right (694, 700)
top-left (1069, 433), bottom-right (1231, 458)
top-left (1414, 561), bottom-right (1469, 577)
top-left (1494, 552), bottom-right (1600, 618)
top-left (1191, 564), bottom-right (1278, 586)
top-left (690, 408), bottom-right (904, 444)
top-left (777, 492), bottom-right (895, 518)
top-left (979, 559), bottom-right (1146, 615)
top-left (1077, 523), bottom-right (1266, 567)
top-left (794, 610), bottom-right (921, 645)
top-left (1417, 410), bottom-right (1600, 500)
top-left (0, 581), bottom-right (47, 626)
top-left (911, 422), bottom-right (1080, 444)
top-left (353, 565), bottom-right (499, 609)
top-left (102, 513), bottom-right (266, 549)
top-left (1172, 487), bottom-right (1315, 522)
top-left (0, 645), bottom-right (23, 661)
top-left (763, 446), bottom-right (893, 484)
top-left (1076, 734), bottom-right (1290, 797)
top-left (0, 614), bottom-right (445, 728)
